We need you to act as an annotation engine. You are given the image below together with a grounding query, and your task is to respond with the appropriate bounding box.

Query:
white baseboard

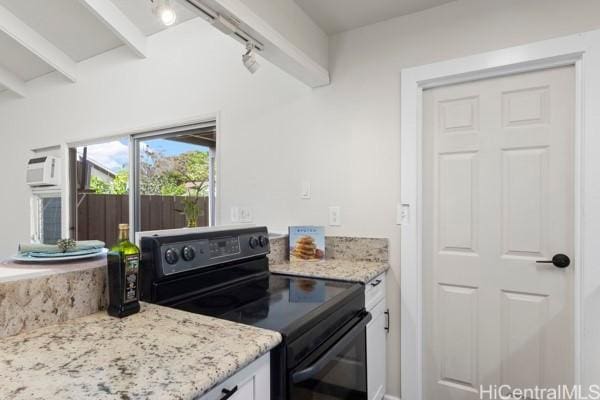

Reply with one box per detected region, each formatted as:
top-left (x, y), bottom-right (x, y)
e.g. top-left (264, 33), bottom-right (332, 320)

top-left (384, 395), bottom-right (400, 400)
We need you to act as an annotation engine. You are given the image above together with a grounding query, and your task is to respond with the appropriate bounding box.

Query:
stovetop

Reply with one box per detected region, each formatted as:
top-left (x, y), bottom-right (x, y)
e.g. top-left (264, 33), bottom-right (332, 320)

top-left (140, 226), bottom-right (365, 348)
top-left (171, 273), bottom-right (360, 337)
top-left (141, 227), bottom-right (369, 398)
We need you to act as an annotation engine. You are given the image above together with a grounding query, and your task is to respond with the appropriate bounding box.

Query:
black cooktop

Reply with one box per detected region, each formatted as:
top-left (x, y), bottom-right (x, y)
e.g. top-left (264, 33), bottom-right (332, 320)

top-left (141, 227), bottom-right (369, 399)
top-left (171, 273), bottom-right (361, 338)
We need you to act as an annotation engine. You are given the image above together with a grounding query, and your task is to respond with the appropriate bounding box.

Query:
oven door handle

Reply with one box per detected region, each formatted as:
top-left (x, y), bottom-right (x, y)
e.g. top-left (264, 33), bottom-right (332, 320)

top-left (291, 312), bottom-right (372, 384)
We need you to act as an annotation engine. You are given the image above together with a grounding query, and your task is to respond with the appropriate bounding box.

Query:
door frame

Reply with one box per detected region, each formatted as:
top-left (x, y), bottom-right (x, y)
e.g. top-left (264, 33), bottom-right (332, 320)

top-left (400, 33), bottom-right (596, 400)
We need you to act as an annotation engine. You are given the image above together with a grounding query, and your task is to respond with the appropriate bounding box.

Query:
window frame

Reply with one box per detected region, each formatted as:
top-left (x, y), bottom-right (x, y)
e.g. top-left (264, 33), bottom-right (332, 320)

top-left (30, 188), bottom-right (63, 244)
top-left (131, 121), bottom-right (218, 236)
top-left (62, 118), bottom-right (219, 244)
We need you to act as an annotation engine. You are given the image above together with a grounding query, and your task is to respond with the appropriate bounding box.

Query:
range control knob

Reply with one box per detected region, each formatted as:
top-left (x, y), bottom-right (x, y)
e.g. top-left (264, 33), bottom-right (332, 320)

top-left (259, 236), bottom-right (269, 248)
top-left (165, 248), bottom-right (179, 265)
top-left (181, 246), bottom-right (195, 262)
top-left (249, 236), bottom-right (259, 249)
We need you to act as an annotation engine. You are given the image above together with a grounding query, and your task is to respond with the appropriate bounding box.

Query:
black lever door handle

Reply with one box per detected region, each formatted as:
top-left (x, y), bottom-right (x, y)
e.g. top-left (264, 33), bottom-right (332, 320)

top-left (220, 386), bottom-right (238, 400)
top-left (536, 254), bottom-right (570, 268)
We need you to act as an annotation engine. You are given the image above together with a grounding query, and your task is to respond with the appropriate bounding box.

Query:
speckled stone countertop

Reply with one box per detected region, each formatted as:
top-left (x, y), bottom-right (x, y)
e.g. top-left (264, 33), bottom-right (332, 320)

top-left (0, 258), bottom-right (107, 338)
top-left (269, 236), bottom-right (389, 283)
top-left (0, 303), bottom-right (281, 400)
top-left (0, 257), bottom-right (106, 283)
top-left (270, 259), bottom-right (389, 283)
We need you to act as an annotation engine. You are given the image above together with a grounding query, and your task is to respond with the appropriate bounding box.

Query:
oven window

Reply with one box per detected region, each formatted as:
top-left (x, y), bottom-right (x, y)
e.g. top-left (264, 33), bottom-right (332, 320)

top-left (289, 329), bottom-right (368, 399)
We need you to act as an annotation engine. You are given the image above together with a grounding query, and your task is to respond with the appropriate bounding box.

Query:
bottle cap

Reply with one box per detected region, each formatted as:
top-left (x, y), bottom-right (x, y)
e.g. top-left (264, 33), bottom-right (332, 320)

top-left (119, 223), bottom-right (129, 230)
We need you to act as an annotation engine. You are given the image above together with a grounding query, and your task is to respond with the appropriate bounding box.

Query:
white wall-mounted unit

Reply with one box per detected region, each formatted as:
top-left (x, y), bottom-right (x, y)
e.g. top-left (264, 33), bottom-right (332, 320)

top-left (26, 156), bottom-right (61, 187)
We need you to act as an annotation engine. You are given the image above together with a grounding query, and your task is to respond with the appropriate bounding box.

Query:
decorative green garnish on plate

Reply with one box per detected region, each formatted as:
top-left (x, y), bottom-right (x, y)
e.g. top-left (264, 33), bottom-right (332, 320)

top-left (57, 238), bottom-right (76, 253)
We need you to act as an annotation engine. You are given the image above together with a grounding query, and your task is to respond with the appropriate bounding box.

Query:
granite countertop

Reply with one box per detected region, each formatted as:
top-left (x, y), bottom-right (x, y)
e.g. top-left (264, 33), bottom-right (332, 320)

top-left (269, 259), bottom-right (389, 283)
top-left (0, 257), bottom-right (106, 283)
top-left (0, 303), bottom-right (281, 400)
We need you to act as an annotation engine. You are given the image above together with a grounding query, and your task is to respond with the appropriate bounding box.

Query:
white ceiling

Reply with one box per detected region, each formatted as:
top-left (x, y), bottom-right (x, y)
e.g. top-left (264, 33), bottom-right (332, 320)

top-left (294, 0), bottom-right (457, 34)
top-left (0, 30), bottom-right (52, 81)
top-left (0, 0), bottom-right (457, 97)
top-left (113, 0), bottom-right (196, 36)
top-left (0, 0), bottom-right (122, 62)
top-left (0, 0), bottom-right (195, 86)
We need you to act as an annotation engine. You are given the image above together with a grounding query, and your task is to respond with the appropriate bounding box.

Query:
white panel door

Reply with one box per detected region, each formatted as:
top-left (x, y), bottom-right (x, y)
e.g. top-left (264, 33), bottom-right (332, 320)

top-left (423, 66), bottom-right (574, 400)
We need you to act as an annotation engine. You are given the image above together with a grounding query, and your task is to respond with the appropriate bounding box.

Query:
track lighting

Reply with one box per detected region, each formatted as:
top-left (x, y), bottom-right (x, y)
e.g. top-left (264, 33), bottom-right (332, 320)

top-left (242, 41), bottom-right (260, 74)
top-left (152, 0), bottom-right (177, 26)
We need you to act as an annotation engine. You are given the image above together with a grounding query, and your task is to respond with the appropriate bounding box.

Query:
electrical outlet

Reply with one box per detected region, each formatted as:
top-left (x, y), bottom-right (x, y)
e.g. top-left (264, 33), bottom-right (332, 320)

top-left (239, 207), bottom-right (253, 223)
top-left (329, 206), bottom-right (341, 226)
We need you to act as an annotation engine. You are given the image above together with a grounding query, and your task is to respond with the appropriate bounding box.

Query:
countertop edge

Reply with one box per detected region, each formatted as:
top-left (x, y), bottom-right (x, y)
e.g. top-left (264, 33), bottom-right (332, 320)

top-left (269, 260), bottom-right (390, 284)
top-left (192, 331), bottom-right (281, 399)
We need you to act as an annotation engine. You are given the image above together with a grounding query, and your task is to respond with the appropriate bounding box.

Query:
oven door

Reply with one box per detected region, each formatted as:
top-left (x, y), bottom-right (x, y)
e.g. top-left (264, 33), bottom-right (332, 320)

top-left (289, 311), bottom-right (371, 400)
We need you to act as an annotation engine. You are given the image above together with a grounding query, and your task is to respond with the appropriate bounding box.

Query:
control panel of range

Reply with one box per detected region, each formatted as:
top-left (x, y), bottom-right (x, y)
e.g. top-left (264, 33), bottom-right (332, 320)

top-left (208, 236), bottom-right (240, 258)
top-left (150, 228), bottom-right (270, 276)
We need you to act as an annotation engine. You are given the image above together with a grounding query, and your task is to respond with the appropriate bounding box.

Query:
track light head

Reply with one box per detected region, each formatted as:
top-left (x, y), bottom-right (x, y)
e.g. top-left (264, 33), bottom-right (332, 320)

top-left (242, 41), bottom-right (260, 74)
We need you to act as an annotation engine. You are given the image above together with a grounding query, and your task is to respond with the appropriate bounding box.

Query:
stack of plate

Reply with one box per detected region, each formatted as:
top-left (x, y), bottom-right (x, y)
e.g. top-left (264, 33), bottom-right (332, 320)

top-left (12, 248), bottom-right (108, 263)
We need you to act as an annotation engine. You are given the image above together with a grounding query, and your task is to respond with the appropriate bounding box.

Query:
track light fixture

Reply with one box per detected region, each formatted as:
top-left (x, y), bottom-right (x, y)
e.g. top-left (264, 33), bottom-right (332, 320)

top-left (242, 41), bottom-right (260, 74)
top-left (152, 0), bottom-right (177, 26)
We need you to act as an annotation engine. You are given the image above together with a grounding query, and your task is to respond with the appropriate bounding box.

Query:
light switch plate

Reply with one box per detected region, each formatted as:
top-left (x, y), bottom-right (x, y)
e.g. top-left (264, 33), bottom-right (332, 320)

top-left (301, 181), bottom-right (311, 199)
top-left (397, 203), bottom-right (410, 225)
top-left (329, 206), bottom-right (341, 226)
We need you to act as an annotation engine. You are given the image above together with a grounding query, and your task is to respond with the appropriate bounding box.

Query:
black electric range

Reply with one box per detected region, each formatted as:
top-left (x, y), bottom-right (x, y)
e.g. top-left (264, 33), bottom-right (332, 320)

top-left (140, 227), bottom-right (370, 400)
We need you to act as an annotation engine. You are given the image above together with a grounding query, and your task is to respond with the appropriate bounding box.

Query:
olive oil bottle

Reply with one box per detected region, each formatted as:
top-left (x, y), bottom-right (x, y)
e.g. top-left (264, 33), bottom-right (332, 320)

top-left (107, 224), bottom-right (141, 318)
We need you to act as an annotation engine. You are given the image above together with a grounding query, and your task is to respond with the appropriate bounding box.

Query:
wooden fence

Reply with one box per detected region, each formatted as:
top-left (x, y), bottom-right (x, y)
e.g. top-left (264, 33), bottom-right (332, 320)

top-left (76, 194), bottom-right (209, 247)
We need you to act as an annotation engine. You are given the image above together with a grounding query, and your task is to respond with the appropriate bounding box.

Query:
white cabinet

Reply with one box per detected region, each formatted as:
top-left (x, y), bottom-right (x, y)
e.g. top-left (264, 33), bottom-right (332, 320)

top-left (365, 274), bottom-right (386, 311)
top-left (366, 273), bottom-right (387, 400)
top-left (201, 353), bottom-right (270, 400)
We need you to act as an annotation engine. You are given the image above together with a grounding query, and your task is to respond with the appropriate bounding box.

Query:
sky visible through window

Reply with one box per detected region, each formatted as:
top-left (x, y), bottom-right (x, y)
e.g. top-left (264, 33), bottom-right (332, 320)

top-left (81, 138), bottom-right (208, 173)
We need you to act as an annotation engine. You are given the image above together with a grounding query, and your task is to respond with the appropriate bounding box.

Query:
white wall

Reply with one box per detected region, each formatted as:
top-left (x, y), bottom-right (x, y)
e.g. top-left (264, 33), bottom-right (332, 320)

top-left (2, 0), bottom-right (600, 397)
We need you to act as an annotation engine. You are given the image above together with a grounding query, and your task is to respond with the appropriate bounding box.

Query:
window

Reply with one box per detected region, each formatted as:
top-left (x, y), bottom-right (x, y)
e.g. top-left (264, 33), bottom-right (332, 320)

top-left (133, 125), bottom-right (217, 232)
top-left (31, 190), bottom-right (62, 244)
top-left (68, 121), bottom-right (217, 247)
top-left (70, 138), bottom-right (130, 247)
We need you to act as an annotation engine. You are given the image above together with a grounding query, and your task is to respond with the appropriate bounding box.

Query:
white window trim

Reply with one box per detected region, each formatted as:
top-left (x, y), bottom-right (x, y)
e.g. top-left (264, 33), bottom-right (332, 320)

top-left (29, 195), bottom-right (41, 243)
top-left (131, 119), bottom-right (218, 235)
top-left (399, 32), bottom-right (600, 400)
top-left (30, 188), bottom-right (63, 243)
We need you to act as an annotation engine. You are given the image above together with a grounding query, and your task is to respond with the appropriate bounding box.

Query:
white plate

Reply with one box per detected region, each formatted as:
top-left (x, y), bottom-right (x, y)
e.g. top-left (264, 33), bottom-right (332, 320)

top-left (11, 248), bottom-right (109, 263)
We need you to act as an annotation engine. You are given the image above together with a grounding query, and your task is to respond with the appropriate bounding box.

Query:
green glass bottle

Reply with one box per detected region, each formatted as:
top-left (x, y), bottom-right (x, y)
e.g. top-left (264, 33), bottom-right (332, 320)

top-left (107, 223), bottom-right (141, 318)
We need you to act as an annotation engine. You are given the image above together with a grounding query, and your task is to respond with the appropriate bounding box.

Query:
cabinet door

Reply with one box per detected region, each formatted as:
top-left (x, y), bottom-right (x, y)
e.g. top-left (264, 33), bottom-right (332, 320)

top-left (367, 300), bottom-right (386, 400)
top-left (201, 353), bottom-right (270, 400)
top-left (365, 274), bottom-right (386, 311)
top-left (229, 375), bottom-right (255, 400)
